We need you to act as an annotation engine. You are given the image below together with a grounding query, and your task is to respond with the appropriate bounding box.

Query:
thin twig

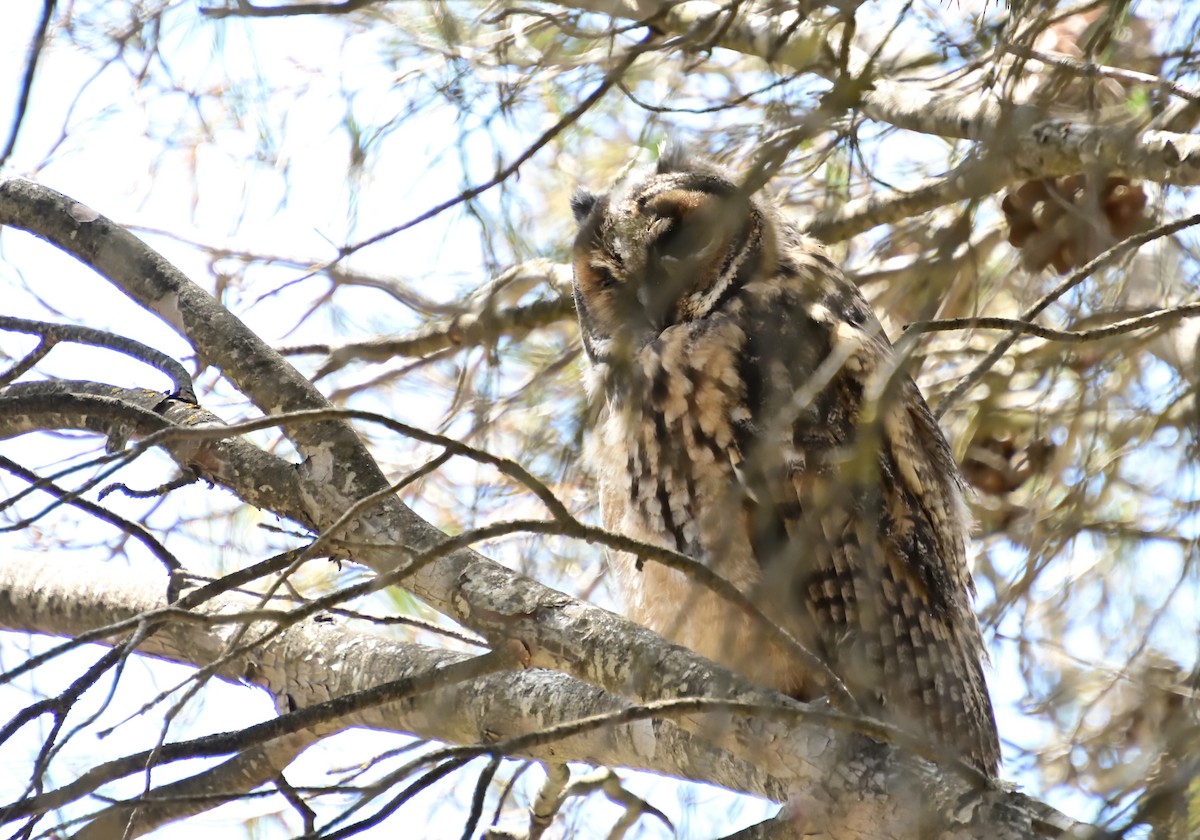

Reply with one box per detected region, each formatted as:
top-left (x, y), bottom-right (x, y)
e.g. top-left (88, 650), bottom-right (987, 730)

top-left (200, 0), bottom-right (380, 19)
top-left (2, 650), bottom-right (516, 822)
top-left (0, 0), bottom-right (54, 167)
top-left (327, 33), bottom-right (656, 265)
top-left (1001, 43), bottom-right (1200, 105)
top-left (908, 304), bottom-right (1200, 343)
top-left (0, 454), bottom-right (181, 575)
top-left (935, 211), bottom-right (1200, 417)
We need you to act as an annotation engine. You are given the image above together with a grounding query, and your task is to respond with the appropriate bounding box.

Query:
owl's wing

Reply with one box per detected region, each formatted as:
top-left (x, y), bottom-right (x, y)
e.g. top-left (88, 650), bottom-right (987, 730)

top-left (733, 271), bottom-right (1001, 774)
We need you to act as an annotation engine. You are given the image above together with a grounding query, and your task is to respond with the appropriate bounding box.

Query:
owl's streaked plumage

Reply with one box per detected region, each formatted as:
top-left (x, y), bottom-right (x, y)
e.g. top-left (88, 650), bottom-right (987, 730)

top-left (571, 148), bottom-right (1001, 774)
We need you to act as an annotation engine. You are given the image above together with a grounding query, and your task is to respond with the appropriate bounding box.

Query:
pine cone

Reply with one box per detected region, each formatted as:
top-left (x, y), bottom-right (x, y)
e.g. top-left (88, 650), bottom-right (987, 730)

top-left (1001, 175), bottom-right (1151, 273)
top-left (962, 434), bottom-right (1056, 495)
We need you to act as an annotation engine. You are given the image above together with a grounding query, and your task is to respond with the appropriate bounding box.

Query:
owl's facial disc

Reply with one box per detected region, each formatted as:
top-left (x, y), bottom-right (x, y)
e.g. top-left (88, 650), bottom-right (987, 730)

top-left (634, 182), bottom-right (759, 324)
top-left (571, 165), bottom-right (765, 365)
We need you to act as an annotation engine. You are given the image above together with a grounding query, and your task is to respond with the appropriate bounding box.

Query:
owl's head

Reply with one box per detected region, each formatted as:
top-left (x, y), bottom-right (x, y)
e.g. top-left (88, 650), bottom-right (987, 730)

top-left (570, 148), bottom-right (778, 364)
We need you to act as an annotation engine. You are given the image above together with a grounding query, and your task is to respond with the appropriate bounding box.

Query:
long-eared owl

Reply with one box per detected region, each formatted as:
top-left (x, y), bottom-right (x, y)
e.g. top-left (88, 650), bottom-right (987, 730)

top-left (570, 147), bottom-right (1001, 775)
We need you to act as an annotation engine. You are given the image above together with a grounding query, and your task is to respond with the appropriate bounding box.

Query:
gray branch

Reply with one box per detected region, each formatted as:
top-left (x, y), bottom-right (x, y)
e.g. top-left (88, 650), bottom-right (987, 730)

top-left (0, 177), bottom-right (1092, 838)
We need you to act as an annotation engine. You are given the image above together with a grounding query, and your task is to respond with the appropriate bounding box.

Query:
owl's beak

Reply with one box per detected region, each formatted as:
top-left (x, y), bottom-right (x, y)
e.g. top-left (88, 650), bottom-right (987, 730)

top-left (635, 271), bottom-right (675, 334)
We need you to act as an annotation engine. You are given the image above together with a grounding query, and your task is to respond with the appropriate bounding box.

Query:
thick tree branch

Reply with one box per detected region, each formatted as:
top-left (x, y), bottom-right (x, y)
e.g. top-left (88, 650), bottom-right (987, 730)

top-left (73, 733), bottom-right (320, 840)
top-left (0, 379), bottom-right (1090, 838)
top-left (0, 178), bottom-right (1091, 836)
top-left (0, 381), bottom-right (312, 526)
top-left (802, 155), bottom-right (1012, 242)
top-left (0, 554), bottom-right (779, 822)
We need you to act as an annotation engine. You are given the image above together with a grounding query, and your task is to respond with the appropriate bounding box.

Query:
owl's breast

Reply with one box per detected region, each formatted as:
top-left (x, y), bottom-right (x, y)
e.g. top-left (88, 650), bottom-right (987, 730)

top-left (600, 318), bottom-right (749, 549)
top-left (587, 317), bottom-right (810, 690)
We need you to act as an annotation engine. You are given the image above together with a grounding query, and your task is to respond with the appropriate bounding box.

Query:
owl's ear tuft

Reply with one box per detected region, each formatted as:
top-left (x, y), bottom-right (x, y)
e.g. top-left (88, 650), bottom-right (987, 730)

top-left (656, 137), bottom-right (689, 173)
top-left (570, 188), bottom-right (599, 225)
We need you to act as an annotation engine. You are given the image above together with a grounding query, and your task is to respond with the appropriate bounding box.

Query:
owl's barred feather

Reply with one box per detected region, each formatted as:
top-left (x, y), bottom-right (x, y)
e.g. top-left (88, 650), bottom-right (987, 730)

top-left (572, 150), bottom-right (1001, 774)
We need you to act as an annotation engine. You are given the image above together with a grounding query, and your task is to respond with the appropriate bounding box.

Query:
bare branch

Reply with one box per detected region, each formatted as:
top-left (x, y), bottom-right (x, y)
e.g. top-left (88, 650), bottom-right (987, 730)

top-left (200, 0), bottom-right (383, 19)
top-left (935, 210), bottom-right (1200, 417)
top-left (339, 36), bottom-right (655, 262)
top-left (0, 379), bottom-right (1091, 837)
top-left (0, 315), bottom-right (196, 402)
top-left (288, 267), bottom-right (575, 380)
top-left (0, 553), bottom-right (782, 814)
top-left (909, 305), bottom-right (1200, 344)
top-left (1000, 43), bottom-right (1200, 106)
top-left (70, 733), bottom-right (320, 840)
top-left (0, 0), bottom-right (54, 167)
top-left (0, 454), bottom-right (181, 576)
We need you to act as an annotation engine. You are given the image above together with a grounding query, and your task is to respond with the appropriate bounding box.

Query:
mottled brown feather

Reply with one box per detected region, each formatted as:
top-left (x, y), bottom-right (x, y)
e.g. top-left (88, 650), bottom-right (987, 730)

top-left (573, 154), bottom-right (1000, 774)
